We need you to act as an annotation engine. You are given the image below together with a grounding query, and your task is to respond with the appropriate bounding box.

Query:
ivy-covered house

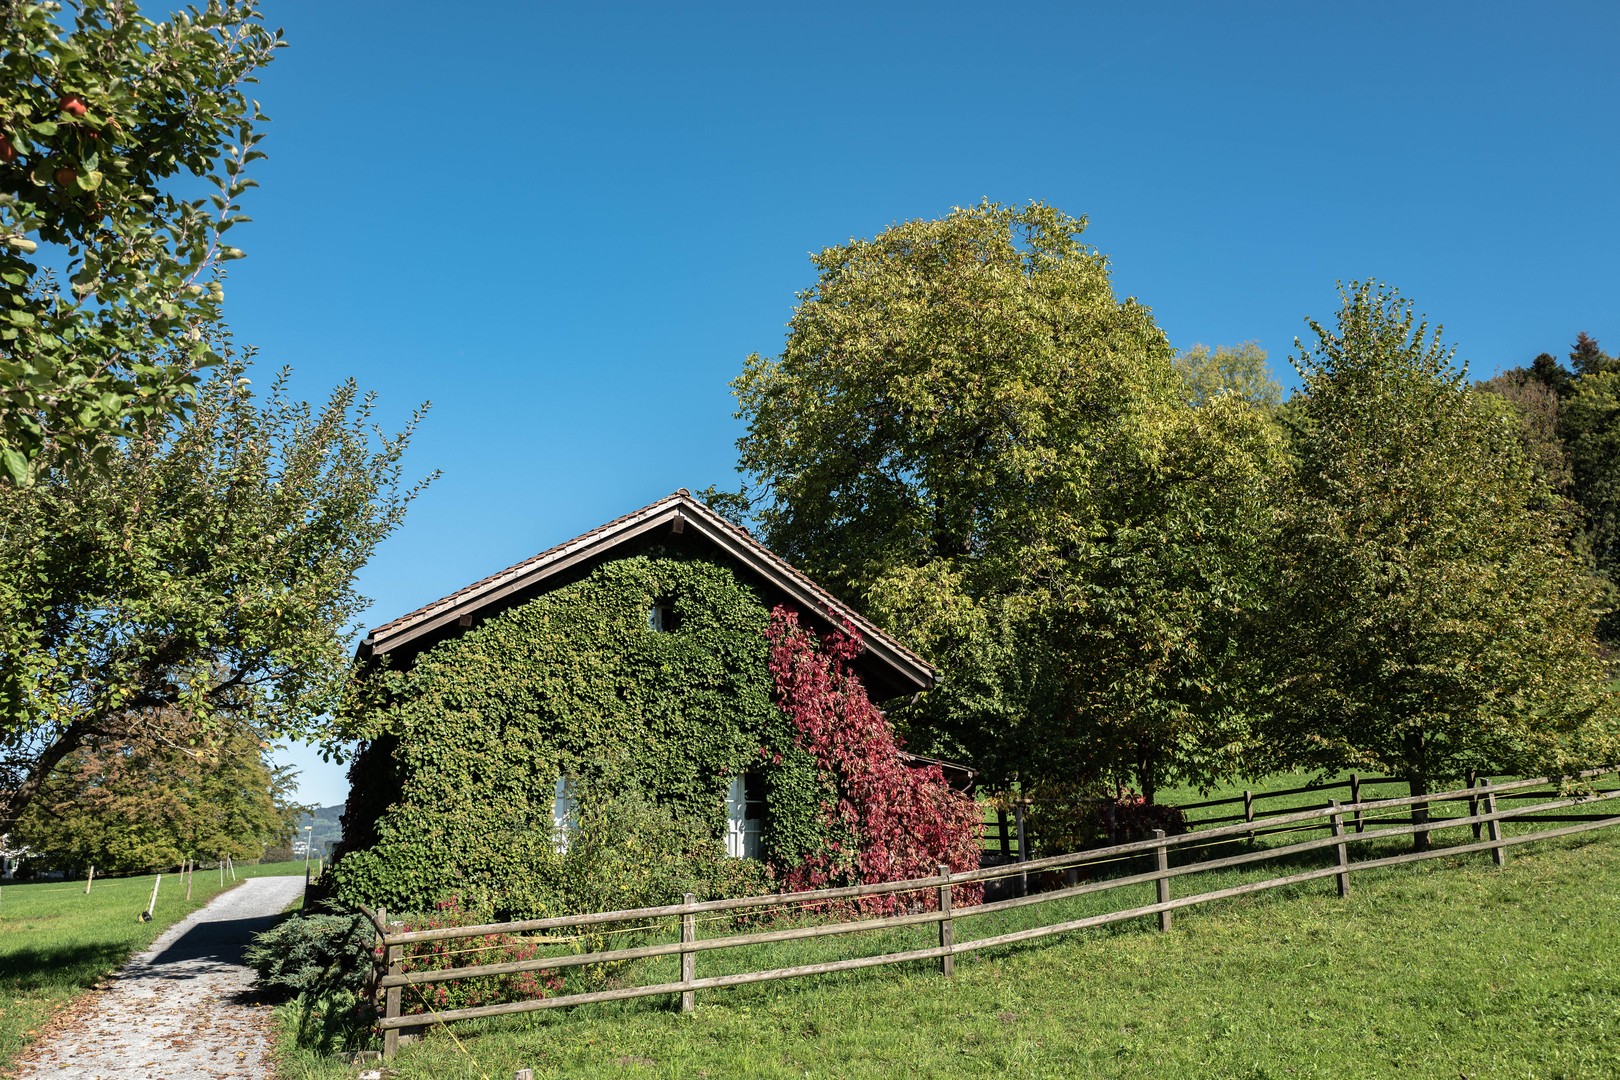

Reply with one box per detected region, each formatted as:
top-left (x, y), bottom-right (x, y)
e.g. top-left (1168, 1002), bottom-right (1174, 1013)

top-left (330, 490), bottom-right (978, 918)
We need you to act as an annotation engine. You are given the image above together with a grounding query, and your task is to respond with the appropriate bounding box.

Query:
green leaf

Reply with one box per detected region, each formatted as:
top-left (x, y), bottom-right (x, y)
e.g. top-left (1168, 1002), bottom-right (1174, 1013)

top-left (2, 447), bottom-right (30, 483)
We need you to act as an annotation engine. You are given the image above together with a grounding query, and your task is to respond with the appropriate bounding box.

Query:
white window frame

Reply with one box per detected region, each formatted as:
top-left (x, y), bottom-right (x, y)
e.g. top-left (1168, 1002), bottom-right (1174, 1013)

top-left (551, 775), bottom-right (578, 854)
top-left (724, 774), bottom-right (765, 860)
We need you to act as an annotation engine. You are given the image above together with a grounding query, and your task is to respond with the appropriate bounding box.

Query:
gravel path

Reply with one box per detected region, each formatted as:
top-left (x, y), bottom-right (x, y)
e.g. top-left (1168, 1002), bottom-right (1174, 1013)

top-left (18, 875), bottom-right (306, 1080)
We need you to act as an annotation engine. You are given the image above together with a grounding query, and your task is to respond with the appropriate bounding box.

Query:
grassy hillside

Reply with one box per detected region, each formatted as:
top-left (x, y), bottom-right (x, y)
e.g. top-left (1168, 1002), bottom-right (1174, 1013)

top-left (273, 828), bottom-right (1620, 1079)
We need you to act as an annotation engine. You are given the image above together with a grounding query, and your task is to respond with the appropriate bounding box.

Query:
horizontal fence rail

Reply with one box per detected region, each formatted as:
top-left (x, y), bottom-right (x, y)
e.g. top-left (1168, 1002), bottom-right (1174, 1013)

top-left (373, 767), bottom-right (1619, 1057)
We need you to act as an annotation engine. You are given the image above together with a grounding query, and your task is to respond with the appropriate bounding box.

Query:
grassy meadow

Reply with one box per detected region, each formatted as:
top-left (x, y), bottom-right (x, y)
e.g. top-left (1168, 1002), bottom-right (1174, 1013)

top-left (272, 775), bottom-right (1620, 1080)
top-left (0, 860), bottom-right (309, 1070)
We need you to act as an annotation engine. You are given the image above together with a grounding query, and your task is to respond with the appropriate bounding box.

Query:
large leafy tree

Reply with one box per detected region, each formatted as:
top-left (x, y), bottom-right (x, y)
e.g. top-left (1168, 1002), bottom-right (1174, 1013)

top-left (732, 202), bottom-right (1283, 798)
top-left (13, 718), bottom-right (299, 872)
top-left (1172, 342), bottom-right (1281, 410)
top-left (0, 352), bottom-right (430, 837)
top-left (1478, 335), bottom-right (1620, 643)
top-left (1559, 341), bottom-right (1620, 643)
top-left (1269, 284), bottom-right (1617, 846)
top-left (0, 0), bottom-right (281, 483)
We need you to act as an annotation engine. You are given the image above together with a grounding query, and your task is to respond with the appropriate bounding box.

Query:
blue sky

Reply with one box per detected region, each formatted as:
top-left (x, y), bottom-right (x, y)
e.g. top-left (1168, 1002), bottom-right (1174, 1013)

top-left (231, 2), bottom-right (1620, 806)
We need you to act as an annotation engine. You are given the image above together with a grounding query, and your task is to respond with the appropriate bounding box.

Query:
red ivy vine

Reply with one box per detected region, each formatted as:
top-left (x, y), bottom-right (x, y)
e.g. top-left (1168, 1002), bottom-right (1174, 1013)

top-left (766, 606), bottom-right (982, 911)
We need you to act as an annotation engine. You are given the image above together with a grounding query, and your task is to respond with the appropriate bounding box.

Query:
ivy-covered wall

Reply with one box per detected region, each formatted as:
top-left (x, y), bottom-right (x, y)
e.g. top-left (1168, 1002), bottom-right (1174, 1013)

top-left (330, 551), bottom-right (832, 917)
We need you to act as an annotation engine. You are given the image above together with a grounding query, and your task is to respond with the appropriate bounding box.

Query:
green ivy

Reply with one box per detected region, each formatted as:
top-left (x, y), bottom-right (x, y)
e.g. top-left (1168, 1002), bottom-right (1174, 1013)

top-left (330, 552), bottom-right (833, 918)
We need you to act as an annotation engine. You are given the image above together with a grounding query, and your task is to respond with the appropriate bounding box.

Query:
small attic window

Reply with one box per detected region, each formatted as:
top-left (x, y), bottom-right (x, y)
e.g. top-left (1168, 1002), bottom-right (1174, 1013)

top-left (648, 599), bottom-right (678, 632)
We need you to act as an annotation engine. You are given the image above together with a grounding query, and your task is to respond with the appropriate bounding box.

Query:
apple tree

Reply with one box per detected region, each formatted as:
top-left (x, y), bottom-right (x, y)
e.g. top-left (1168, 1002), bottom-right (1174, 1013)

top-left (0, 0), bottom-right (282, 483)
top-left (0, 350), bottom-right (432, 838)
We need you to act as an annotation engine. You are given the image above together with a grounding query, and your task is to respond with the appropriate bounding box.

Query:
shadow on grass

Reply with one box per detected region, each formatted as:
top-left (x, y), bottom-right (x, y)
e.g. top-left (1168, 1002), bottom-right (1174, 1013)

top-left (0, 942), bottom-right (132, 991)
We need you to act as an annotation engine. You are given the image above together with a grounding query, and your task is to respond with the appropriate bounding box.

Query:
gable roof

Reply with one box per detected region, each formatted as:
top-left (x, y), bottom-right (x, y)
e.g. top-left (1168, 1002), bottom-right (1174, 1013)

top-left (359, 490), bottom-right (937, 699)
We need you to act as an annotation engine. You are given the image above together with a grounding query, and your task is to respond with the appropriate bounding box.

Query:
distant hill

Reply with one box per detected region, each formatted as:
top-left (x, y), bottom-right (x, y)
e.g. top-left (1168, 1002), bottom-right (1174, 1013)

top-left (292, 804), bottom-right (344, 855)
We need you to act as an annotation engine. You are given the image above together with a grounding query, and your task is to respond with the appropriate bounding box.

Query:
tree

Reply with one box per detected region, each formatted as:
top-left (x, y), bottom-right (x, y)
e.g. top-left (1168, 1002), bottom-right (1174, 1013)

top-left (0, 351), bottom-right (430, 838)
top-left (1268, 284), bottom-right (1617, 848)
top-left (1474, 367), bottom-right (1573, 495)
top-left (1529, 352), bottom-right (1575, 398)
top-left (1570, 331), bottom-right (1618, 378)
top-left (0, 0), bottom-right (282, 484)
top-left (1479, 335), bottom-right (1620, 644)
top-left (13, 718), bottom-right (299, 872)
top-left (1561, 365), bottom-right (1620, 640)
top-left (1173, 342), bottom-right (1282, 409)
top-left (731, 202), bottom-right (1284, 798)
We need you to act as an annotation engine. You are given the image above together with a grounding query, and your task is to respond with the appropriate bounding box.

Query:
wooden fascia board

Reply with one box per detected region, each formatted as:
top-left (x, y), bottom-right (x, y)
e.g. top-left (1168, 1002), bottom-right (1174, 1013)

top-left (360, 496), bottom-right (936, 696)
top-left (360, 506), bottom-right (682, 658)
top-left (677, 512), bottom-right (935, 695)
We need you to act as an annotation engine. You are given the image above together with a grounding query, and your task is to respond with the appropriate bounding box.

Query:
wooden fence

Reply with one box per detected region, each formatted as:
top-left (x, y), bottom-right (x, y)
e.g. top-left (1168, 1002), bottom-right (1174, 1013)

top-left (365, 767), bottom-right (1619, 1061)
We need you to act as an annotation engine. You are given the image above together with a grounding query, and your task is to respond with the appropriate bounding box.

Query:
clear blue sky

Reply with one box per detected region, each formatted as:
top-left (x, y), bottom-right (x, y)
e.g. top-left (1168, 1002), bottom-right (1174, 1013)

top-left (231, 2), bottom-right (1620, 806)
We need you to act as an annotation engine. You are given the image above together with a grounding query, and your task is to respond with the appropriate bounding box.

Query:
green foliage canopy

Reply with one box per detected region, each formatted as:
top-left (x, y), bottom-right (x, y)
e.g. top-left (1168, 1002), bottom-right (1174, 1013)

top-left (14, 721), bottom-right (298, 871)
top-left (0, 354), bottom-right (428, 837)
top-left (1476, 335), bottom-right (1620, 643)
top-left (0, 0), bottom-right (282, 483)
top-left (1267, 283), bottom-right (1618, 794)
top-left (732, 202), bottom-right (1284, 799)
top-left (1173, 342), bottom-right (1282, 410)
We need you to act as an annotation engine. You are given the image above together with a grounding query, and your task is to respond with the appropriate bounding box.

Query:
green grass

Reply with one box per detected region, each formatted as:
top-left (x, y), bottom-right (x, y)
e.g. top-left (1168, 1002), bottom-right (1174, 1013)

top-left (274, 821), bottom-right (1620, 1080)
top-left (0, 860), bottom-right (309, 1069)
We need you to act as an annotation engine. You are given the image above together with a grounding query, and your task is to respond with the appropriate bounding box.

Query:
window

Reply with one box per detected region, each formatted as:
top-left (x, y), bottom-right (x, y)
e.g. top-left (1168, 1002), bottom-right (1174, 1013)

top-left (551, 775), bottom-right (578, 854)
top-left (648, 600), bottom-right (674, 632)
top-left (724, 773), bottom-right (766, 860)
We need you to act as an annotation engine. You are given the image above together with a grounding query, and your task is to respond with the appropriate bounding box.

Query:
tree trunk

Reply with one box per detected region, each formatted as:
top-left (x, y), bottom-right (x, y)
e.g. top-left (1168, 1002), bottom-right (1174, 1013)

top-left (1408, 771), bottom-right (1431, 852)
top-left (0, 722), bottom-right (90, 839)
top-left (1405, 727), bottom-right (1430, 854)
top-left (1137, 746), bottom-right (1158, 807)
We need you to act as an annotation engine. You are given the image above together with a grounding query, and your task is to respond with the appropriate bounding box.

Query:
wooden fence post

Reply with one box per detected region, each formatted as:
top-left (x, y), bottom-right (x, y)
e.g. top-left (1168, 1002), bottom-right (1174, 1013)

top-left (937, 864), bottom-right (955, 976)
top-left (1484, 785), bottom-right (1506, 868)
top-left (1349, 774), bottom-right (1363, 833)
top-left (1470, 773), bottom-right (1483, 841)
top-left (384, 919), bottom-right (403, 1062)
top-left (1330, 800), bottom-right (1350, 898)
top-left (1014, 800), bottom-right (1029, 897)
top-left (144, 874), bottom-right (161, 921)
top-left (1468, 770), bottom-right (1481, 841)
top-left (1243, 789), bottom-right (1255, 841)
top-left (185, 859), bottom-right (192, 902)
top-left (85, 865), bottom-right (93, 894)
top-left (1154, 829), bottom-right (1171, 932)
top-left (997, 809), bottom-right (1010, 857)
top-left (680, 892), bottom-right (696, 1013)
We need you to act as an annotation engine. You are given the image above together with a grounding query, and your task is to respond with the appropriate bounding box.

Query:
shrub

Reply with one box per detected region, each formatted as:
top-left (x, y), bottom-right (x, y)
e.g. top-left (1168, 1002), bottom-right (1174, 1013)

top-left (1024, 781), bottom-right (1188, 855)
top-left (557, 784), bottom-right (773, 926)
top-left (245, 910), bottom-right (378, 999)
top-left (397, 897), bottom-right (564, 1015)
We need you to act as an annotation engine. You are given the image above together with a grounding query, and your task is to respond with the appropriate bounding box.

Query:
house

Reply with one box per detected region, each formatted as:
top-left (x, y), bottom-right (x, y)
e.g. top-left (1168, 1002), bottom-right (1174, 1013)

top-left (330, 490), bottom-right (966, 917)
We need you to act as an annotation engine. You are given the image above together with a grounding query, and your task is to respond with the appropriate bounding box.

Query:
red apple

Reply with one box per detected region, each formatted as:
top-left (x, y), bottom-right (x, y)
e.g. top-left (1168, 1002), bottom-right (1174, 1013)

top-left (0, 134), bottom-right (16, 163)
top-left (59, 93), bottom-right (88, 118)
top-left (55, 165), bottom-right (77, 187)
